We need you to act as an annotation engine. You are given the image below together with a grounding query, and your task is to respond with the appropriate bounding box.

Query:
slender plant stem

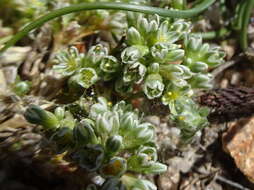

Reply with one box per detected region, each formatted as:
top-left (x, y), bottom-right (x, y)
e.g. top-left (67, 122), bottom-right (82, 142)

top-left (234, 0), bottom-right (247, 31)
top-left (0, 0), bottom-right (215, 54)
top-left (240, 0), bottom-right (254, 50)
top-left (196, 27), bottom-right (230, 40)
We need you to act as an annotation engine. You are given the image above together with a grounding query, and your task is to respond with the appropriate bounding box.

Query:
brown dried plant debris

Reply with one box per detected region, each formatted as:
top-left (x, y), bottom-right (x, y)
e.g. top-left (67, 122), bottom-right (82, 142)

top-left (199, 87), bottom-right (254, 123)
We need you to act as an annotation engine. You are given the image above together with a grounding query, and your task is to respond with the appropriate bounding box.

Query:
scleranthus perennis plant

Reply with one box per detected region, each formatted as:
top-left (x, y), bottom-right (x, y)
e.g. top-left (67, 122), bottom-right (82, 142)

top-left (2, 0), bottom-right (228, 188)
top-left (53, 12), bottom-right (225, 140)
top-left (24, 97), bottom-right (167, 189)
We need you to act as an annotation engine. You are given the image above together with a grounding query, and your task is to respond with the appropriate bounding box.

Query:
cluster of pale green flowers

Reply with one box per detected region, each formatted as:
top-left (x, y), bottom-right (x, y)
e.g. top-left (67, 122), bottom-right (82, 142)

top-left (24, 97), bottom-right (167, 190)
top-left (120, 13), bottom-right (224, 139)
top-left (53, 44), bottom-right (121, 89)
top-left (54, 13), bottom-right (225, 140)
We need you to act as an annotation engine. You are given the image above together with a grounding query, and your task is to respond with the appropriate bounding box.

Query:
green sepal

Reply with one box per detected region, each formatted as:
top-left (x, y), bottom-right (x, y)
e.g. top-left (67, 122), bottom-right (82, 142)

top-left (95, 111), bottom-right (120, 142)
top-left (189, 73), bottom-right (213, 89)
top-left (73, 144), bottom-right (104, 172)
top-left (120, 121), bottom-right (155, 149)
top-left (89, 97), bottom-right (109, 120)
top-left (24, 105), bottom-right (59, 130)
top-left (127, 27), bottom-right (144, 45)
top-left (50, 127), bottom-right (74, 152)
top-left (73, 119), bottom-right (98, 146)
top-left (151, 43), bottom-right (184, 63)
top-left (105, 135), bottom-right (123, 155)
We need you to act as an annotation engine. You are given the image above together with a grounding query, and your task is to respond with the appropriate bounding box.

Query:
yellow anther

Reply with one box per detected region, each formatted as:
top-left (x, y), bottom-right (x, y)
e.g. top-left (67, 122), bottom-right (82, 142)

top-left (147, 155), bottom-right (152, 161)
top-left (178, 116), bottom-right (185, 121)
top-left (158, 35), bottom-right (166, 42)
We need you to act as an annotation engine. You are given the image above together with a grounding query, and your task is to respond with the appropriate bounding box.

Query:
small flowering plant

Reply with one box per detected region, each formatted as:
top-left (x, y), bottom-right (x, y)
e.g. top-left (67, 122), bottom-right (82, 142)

top-left (53, 13), bottom-right (225, 140)
top-left (24, 97), bottom-right (167, 189)
top-left (1, 0), bottom-right (227, 189)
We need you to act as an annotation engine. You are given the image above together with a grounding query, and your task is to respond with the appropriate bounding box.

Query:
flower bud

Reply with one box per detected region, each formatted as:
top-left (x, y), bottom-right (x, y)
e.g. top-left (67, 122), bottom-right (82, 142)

top-left (51, 127), bottom-right (74, 152)
top-left (95, 111), bottom-right (120, 138)
top-left (171, 20), bottom-right (191, 34)
top-left (127, 27), bottom-right (143, 45)
top-left (100, 157), bottom-right (127, 178)
top-left (128, 146), bottom-right (167, 174)
top-left (105, 135), bottom-right (123, 154)
top-left (119, 112), bottom-right (139, 135)
top-left (143, 74), bottom-right (164, 99)
top-left (184, 35), bottom-right (225, 69)
top-left (87, 44), bottom-right (108, 63)
top-left (149, 20), bottom-right (159, 34)
top-left (73, 144), bottom-right (104, 172)
top-left (185, 61), bottom-right (208, 72)
top-left (132, 123), bottom-right (155, 144)
top-left (148, 63), bottom-right (160, 74)
top-left (112, 101), bottom-right (132, 116)
top-left (73, 120), bottom-right (98, 146)
top-left (137, 17), bottom-right (149, 36)
top-left (189, 73), bottom-right (212, 89)
top-left (185, 35), bottom-right (202, 52)
top-left (54, 107), bottom-right (65, 120)
top-left (100, 56), bottom-right (119, 73)
top-left (159, 65), bottom-right (192, 86)
top-left (24, 105), bottom-right (59, 130)
top-left (151, 43), bottom-right (184, 63)
top-left (122, 122), bottom-right (154, 149)
top-left (14, 81), bottom-right (30, 96)
top-left (123, 62), bottom-right (146, 84)
top-left (121, 45), bottom-right (148, 64)
top-left (206, 48), bottom-right (225, 67)
top-left (89, 97), bottom-right (109, 119)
